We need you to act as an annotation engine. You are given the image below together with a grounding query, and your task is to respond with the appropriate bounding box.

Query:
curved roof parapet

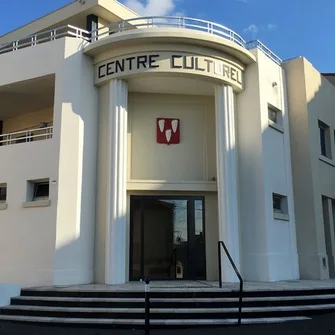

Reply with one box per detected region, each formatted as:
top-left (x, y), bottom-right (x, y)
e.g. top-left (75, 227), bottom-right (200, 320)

top-left (97, 16), bottom-right (247, 47)
top-left (86, 16), bottom-right (281, 65)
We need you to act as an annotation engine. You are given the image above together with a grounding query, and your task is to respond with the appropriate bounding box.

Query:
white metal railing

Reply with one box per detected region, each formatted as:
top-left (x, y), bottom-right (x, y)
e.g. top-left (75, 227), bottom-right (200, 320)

top-left (91, 16), bottom-right (246, 48)
top-left (91, 16), bottom-right (281, 64)
top-left (0, 17), bottom-right (282, 64)
top-left (246, 39), bottom-right (282, 65)
top-left (0, 25), bottom-right (90, 55)
top-left (0, 127), bottom-right (53, 146)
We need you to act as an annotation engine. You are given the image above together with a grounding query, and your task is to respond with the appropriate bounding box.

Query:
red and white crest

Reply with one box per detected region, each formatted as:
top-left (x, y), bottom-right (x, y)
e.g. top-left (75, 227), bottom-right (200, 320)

top-left (156, 118), bottom-right (180, 144)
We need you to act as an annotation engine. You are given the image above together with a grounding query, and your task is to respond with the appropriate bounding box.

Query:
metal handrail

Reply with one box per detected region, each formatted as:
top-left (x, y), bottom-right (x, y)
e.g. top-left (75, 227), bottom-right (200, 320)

top-left (0, 126), bottom-right (53, 145)
top-left (91, 16), bottom-right (246, 48)
top-left (0, 18), bottom-right (282, 65)
top-left (168, 248), bottom-right (177, 277)
top-left (218, 241), bottom-right (243, 326)
top-left (90, 16), bottom-right (281, 64)
top-left (246, 39), bottom-right (282, 65)
top-left (0, 25), bottom-right (90, 55)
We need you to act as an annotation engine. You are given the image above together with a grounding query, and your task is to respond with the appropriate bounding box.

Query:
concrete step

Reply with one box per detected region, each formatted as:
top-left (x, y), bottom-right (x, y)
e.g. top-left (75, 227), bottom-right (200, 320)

top-left (12, 294), bottom-right (335, 302)
top-left (0, 314), bottom-right (311, 326)
top-left (3, 303), bottom-right (335, 313)
top-left (10, 295), bottom-right (335, 310)
top-left (20, 287), bottom-right (335, 298)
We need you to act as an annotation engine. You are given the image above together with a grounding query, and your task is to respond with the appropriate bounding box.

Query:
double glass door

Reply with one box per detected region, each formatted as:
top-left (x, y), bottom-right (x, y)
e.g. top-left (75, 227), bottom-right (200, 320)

top-left (130, 196), bottom-right (206, 280)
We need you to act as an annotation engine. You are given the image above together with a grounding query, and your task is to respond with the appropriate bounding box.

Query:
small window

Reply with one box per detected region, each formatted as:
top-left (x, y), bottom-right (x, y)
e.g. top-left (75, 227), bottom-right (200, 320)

top-left (0, 184), bottom-right (7, 203)
top-left (33, 182), bottom-right (49, 200)
top-left (272, 193), bottom-right (288, 214)
top-left (319, 120), bottom-right (332, 158)
top-left (27, 179), bottom-right (49, 201)
top-left (268, 105), bottom-right (283, 129)
top-left (268, 107), bottom-right (278, 123)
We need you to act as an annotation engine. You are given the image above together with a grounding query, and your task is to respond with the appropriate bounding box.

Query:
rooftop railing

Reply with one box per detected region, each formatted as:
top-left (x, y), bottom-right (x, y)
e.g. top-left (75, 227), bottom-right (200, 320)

top-left (0, 127), bottom-right (53, 146)
top-left (91, 16), bottom-right (246, 48)
top-left (246, 39), bottom-right (282, 64)
top-left (0, 25), bottom-right (89, 55)
top-left (0, 17), bottom-right (282, 64)
top-left (90, 16), bottom-right (281, 64)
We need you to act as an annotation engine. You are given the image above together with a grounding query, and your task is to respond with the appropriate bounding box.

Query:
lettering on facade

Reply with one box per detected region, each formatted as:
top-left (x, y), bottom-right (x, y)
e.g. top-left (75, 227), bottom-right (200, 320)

top-left (96, 52), bottom-right (243, 89)
top-left (98, 55), bottom-right (160, 78)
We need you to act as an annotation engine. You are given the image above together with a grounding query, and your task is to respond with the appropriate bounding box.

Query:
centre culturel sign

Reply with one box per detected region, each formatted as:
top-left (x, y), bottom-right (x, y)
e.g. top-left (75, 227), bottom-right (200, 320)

top-left (95, 52), bottom-right (244, 90)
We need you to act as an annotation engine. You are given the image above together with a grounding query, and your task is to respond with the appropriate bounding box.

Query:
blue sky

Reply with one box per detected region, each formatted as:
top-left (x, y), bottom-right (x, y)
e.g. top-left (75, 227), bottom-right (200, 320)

top-left (1, 0), bottom-right (334, 72)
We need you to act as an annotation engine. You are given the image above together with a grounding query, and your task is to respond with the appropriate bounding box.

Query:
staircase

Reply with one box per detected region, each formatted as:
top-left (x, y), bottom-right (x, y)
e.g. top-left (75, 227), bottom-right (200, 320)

top-left (1, 286), bottom-right (335, 328)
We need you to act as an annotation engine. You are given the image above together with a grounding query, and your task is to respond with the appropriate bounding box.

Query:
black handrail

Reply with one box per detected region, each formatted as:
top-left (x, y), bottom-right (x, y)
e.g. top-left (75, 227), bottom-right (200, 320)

top-left (144, 278), bottom-right (150, 335)
top-left (168, 249), bottom-right (177, 276)
top-left (218, 241), bottom-right (243, 326)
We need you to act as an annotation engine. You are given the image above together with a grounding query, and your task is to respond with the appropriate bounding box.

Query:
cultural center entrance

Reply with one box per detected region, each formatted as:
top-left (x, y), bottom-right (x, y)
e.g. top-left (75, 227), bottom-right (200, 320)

top-left (129, 196), bottom-right (206, 280)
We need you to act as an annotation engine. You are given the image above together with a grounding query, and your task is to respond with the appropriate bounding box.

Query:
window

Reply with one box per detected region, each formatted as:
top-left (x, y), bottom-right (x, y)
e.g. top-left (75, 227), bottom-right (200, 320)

top-left (27, 179), bottom-right (49, 201)
top-left (319, 120), bottom-right (332, 158)
top-left (272, 193), bottom-right (289, 220)
top-left (34, 182), bottom-right (49, 200)
top-left (273, 194), bottom-right (283, 213)
top-left (0, 184), bottom-right (7, 203)
top-left (268, 107), bottom-right (278, 123)
top-left (268, 105), bottom-right (283, 131)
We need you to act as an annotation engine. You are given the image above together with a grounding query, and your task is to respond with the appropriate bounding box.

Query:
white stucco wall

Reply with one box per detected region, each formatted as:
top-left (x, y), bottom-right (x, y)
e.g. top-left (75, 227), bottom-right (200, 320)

top-left (0, 37), bottom-right (98, 287)
top-left (283, 58), bottom-right (319, 279)
top-left (258, 50), bottom-right (299, 280)
top-left (237, 58), bottom-right (267, 280)
top-left (0, 140), bottom-right (58, 287)
top-left (284, 57), bottom-right (335, 279)
top-left (53, 38), bottom-right (98, 286)
top-left (237, 49), bottom-right (299, 281)
top-left (0, 39), bottom-right (65, 287)
top-left (129, 93), bottom-right (216, 183)
top-left (95, 83), bottom-right (109, 283)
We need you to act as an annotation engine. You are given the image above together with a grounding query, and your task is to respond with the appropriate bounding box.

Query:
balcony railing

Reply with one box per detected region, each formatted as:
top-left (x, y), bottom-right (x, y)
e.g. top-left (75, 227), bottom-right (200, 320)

top-left (0, 25), bottom-right (90, 55)
top-left (0, 17), bottom-right (282, 64)
top-left (90, 16), bottom-right (281, 64)
top-left (246, 39), bottom-right (282, 65)
top-left (91, 16), bottom-right (246, 48)
top-left (0, 127), bottom-right (53, 146)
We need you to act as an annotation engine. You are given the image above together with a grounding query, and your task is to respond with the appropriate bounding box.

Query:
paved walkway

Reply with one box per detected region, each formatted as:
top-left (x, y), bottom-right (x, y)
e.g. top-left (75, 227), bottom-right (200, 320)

top-left (0, 312), bottom-right (335, 335)
top-left (33, 279), bottom-right (335, 292)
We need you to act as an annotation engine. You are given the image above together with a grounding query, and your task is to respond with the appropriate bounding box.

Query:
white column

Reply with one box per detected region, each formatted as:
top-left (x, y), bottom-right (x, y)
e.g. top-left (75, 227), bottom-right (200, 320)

top-left (105, 79), bottom-right (128, 285)
top-left (215, 84), bottom-right (240, 283)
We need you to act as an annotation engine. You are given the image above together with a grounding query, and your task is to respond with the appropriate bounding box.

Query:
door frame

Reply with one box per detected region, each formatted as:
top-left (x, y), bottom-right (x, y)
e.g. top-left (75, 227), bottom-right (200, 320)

top-left (129, 195), bottom-right (207, 281)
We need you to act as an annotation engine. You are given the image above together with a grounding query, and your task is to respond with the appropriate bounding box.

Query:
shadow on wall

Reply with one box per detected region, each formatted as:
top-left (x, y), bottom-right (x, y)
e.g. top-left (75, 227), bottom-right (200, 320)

top-left (49, 39), bottom-right (99, 287)
top-left (286, 57), bottom-right (335, 280)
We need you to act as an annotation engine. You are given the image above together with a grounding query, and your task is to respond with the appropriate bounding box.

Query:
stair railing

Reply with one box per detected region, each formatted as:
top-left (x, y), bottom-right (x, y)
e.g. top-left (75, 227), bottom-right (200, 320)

top-left (218, 241), bottom-right (243, 326)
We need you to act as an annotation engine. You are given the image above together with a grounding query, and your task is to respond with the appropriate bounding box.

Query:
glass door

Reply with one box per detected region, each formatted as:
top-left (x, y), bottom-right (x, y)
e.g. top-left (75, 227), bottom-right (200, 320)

top-left (129, 196), bottom-right (206, 280)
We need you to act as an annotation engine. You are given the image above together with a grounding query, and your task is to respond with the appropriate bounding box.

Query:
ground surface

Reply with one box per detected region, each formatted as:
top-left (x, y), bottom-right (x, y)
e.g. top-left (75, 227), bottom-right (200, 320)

top-left (0, 313), bottom-right (335, 335)
top-left (41, 279), bottom-right (335, 291)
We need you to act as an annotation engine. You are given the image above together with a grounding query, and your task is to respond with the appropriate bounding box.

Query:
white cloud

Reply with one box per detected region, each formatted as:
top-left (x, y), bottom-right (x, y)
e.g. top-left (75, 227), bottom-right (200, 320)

top-left (174, 11), bottom-right (185, 17)
top-left (267, 23), bottom-right (277, 30)
top-left (123, 0), bottom-right (177, 16)
top-left (244, 24), bottom-right (258, 34)
top-left (236, 0), bottom-right (248, 3)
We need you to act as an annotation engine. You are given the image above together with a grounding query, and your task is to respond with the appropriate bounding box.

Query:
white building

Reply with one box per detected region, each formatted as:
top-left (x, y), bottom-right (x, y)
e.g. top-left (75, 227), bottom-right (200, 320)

top-left (0, 0), bottom-right (332, 288)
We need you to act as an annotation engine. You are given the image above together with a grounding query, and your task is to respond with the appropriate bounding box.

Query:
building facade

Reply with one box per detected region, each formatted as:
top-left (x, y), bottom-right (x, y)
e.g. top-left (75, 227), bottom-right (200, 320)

top-left (284, 60), bottom-right (335, 280)
top-left (0, 0), bottom-right (332, 288)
